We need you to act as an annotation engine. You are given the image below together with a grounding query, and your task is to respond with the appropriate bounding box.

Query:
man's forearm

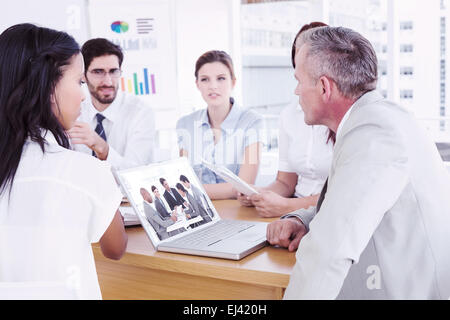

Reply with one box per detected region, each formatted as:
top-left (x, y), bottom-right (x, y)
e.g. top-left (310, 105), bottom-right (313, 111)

top-left (281, 205), bottom-right (317, 231)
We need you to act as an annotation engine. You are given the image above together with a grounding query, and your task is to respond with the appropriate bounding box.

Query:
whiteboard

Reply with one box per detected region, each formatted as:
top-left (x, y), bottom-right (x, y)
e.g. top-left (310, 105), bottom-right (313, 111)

top-left (88, 0), bottom-right (178, 111)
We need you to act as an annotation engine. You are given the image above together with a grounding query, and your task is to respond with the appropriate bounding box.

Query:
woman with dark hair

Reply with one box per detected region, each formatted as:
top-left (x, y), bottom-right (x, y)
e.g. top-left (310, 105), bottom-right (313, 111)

top-left (0, 23), bottom-right (127, 299)
top-left (238, 22), bottom-right (334, 218)
top-left (176, 50), bottom-right (263, 200)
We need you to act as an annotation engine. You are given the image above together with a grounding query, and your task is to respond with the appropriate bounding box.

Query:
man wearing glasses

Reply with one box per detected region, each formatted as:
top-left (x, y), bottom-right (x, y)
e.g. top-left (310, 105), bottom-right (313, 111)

top-left (68, 38), bottom-right (156, 169)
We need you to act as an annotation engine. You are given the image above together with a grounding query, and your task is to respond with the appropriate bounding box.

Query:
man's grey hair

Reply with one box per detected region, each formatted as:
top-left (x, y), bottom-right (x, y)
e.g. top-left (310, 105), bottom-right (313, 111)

top-left (296, 26), bottom-right (378, 100)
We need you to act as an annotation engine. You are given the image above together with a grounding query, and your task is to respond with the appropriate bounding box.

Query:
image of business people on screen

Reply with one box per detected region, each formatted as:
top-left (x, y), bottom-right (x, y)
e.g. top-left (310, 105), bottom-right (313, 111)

top-left (176, 183), bottom-right (212, 229)
top-left (140, 187), bottom-right (185, 240)
top-left (159, 177), bottom-right (186, 210)
top-left (179, 174), bottom-right (214, 219)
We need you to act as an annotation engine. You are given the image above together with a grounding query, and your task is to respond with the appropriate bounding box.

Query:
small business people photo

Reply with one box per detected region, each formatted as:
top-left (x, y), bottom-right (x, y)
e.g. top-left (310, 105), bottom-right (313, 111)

top-left (151, 185), bottom-right (177, 221)
top-left (140, 187), bottom-right (183, 241)
top-left (179, 174), bottom-right (214, 219)
top-left (176, 182), bottom-right (211, 228)
top-left (159, 177), bottom-right (186, 211)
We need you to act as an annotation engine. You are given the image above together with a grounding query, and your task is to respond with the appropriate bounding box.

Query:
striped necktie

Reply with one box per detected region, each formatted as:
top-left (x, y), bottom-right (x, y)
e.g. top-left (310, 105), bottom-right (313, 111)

top-left (93, 113), bottom-right (106, 157)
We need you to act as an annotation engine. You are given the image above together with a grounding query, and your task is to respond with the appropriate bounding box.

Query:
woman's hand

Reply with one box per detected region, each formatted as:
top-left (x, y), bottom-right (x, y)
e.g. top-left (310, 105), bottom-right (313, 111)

top-left (237, 192), bottom-right (255, 207)
top-left (250, 190), bottom-right (291, 218)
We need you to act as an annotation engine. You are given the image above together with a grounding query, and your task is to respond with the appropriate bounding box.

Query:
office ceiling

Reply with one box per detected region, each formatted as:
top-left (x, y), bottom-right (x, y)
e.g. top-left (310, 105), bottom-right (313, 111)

top-left (242, 0), bottom-right (304, 4)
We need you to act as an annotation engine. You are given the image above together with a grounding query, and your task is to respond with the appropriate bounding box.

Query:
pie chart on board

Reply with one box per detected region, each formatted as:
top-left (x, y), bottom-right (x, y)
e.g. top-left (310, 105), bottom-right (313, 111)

top-left (111, 21), bottom-right (129, 33)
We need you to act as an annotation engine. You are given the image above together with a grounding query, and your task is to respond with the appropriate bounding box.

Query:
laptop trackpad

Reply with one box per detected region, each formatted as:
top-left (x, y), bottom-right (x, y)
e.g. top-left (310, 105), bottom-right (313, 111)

top-left (228, 226), bottom-right (267, 243)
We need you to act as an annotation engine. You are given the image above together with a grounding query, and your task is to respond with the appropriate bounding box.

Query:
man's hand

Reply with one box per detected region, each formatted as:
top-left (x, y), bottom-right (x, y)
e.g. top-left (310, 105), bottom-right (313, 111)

top-left (67, 121), bottom-right (109, 160)
top-left (266, 217), bottom-right (307, 252)
top-left (250, 190), bottom-right (290, 218)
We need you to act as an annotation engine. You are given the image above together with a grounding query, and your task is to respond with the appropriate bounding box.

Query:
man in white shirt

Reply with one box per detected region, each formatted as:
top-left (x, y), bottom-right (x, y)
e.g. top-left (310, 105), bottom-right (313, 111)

top-left (267, 26), bottom-right (450, 299)
top-left (68, 38), bottom-right (156, 170)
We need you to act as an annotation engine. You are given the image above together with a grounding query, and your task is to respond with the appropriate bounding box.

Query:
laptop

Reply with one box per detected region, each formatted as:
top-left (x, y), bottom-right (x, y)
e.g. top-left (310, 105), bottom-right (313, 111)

top-left (113, 157), bottom-right (268, 260)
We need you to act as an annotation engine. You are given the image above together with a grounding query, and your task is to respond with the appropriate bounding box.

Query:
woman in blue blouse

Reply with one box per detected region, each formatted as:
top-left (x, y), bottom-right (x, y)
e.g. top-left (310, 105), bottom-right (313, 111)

top-left (176, 50), bottom-right (263, 200)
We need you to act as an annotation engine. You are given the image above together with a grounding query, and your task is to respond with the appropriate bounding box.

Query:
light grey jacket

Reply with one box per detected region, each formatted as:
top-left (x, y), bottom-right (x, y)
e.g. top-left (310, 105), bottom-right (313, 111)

top-left (284, 91), bottom-right (450, 300)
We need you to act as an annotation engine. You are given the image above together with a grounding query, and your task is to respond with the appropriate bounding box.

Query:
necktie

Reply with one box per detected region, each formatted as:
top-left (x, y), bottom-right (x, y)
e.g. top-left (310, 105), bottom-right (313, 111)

top-left (316, 178), bottom-right (328, 212)
top-left (93, 113), bottom-right (106, 157)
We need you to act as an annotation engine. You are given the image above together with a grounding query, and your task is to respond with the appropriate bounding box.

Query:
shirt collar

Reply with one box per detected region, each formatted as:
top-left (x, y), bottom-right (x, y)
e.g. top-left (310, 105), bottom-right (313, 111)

top-left (41, 130), bottom-right (59, 145)
top-left (336, 90), bottom-right (384, 139)
top-left (87, 90), bottom-right (124, 124)
top-left (221, 103), bottom-right (241, 131)
top-left (197, 102), bottom-right (242, 131)
top-left (26, 129), bottom-right (62, 149)
top-left (198, 109), bottom-right (209, 127)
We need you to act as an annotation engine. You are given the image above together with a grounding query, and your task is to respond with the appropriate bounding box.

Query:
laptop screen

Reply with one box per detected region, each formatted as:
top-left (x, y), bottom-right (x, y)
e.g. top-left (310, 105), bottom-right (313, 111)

top-left (114, 158), bottom-right (219, 245)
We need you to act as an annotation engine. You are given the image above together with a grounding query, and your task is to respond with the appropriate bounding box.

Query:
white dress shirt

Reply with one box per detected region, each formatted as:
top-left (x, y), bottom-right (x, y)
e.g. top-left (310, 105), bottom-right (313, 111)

top-left (73, 91), bottom-right (156, 170)
top-left (278, 101), bottom-right (333, 197)
top-left (284, 91), bottom-right (450, 299)
top-left (0, 131), bottom-right (122, 299)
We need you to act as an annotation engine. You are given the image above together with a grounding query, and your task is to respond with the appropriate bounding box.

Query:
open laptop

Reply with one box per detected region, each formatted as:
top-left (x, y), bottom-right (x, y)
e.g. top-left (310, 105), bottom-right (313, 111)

top-left (113, 157), bottom-right (268, 260)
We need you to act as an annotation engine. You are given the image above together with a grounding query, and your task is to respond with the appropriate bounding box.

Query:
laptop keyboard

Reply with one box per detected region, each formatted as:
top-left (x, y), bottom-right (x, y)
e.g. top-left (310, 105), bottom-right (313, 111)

top-left (169, 220), bottom-right (255, 247)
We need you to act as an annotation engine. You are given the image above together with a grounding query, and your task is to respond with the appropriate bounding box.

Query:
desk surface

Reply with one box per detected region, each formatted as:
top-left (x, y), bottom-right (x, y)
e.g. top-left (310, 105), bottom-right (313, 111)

top-left (93, 200), bottom-right (296, 299)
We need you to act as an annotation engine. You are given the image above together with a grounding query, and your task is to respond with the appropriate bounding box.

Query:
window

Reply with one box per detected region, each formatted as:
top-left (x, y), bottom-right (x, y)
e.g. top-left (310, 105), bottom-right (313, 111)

top-left (400, 21), bottom-right (413, 30)
top-left (400, 44), bottom-right (413, 53)
top-left (400, 66), bottom-right (414, 76)
top-left (400, 90), bottom-right (414, 99)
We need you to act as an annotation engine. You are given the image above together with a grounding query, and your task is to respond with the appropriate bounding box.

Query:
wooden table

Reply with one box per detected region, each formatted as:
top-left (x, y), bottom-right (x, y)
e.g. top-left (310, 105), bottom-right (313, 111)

top-left (92, 200), bottom-right (296, 300)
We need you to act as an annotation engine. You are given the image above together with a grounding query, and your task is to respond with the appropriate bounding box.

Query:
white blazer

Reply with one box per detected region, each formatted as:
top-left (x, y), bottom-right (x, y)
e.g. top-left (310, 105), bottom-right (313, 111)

top-left (284, 91), bottom-right (450, 299)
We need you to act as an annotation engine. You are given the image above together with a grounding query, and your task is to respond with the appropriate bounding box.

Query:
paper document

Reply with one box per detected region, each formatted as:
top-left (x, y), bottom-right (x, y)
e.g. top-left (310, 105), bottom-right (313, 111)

top-left (202, 160), bottom-right (259, 196)
top-left (119, 205), bottom-right (140, 226)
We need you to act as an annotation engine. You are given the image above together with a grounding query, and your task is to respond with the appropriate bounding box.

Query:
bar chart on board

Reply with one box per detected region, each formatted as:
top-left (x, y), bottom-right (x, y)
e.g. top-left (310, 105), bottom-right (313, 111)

top-left (120, 67), bottom-right (157, 96)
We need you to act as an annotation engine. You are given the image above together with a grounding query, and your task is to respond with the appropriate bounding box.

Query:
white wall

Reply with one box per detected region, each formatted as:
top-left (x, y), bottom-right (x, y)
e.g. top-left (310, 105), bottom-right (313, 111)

top-left (174, 0), bottom-right (241, 117)
top-left (0, 0), bottom-right (89, 44)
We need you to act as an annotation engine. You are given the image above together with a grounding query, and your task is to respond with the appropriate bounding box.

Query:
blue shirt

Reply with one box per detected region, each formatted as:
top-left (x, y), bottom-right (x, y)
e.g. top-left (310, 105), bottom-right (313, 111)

top-left (176, 104), bottom-right (263, 184)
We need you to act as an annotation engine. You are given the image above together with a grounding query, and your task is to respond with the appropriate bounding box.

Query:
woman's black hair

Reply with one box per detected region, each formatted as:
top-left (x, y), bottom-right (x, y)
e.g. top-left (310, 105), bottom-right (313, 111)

top-left (0, 23), bottom-right (80, 195)
top-left (176, 183), bottom-right (186, 193)
top-left (179, 175), bottom-right (190, 183)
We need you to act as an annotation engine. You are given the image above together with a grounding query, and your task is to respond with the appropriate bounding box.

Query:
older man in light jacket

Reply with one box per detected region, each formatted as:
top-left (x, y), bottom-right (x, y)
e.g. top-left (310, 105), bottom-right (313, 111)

top-left (267, 26), bottom-right (450, 299)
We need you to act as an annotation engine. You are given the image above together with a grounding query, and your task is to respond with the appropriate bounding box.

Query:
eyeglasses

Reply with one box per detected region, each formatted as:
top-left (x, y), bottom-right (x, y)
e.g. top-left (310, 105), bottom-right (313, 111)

top-left (87, 69), bottom-right (122, 79)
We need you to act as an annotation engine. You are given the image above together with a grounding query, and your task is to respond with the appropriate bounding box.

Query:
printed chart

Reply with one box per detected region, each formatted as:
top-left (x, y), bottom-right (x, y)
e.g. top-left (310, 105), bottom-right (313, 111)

top-left (120, 68), bottom-right (156, 96)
